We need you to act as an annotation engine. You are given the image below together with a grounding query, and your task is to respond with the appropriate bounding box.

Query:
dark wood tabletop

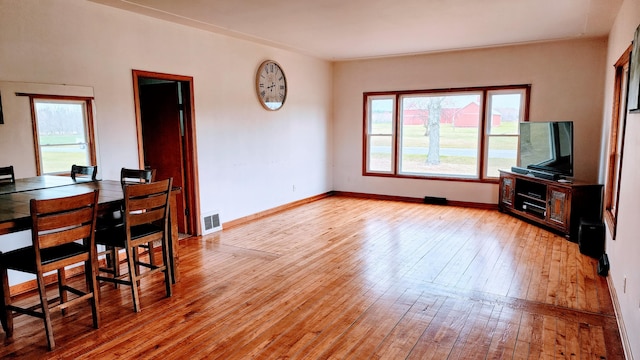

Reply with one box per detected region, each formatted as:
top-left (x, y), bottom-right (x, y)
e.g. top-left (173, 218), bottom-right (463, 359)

top-left (0, 175), bottom-right (95, 195)
top-left (0, 177), bottom-right (124, 235)
top-left (0, 175), bottom-right (180, 284)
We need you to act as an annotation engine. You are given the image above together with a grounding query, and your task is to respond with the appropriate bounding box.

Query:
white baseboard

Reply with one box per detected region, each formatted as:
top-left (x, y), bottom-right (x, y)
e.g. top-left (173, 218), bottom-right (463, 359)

top-left (607, 275), bottom-right (634, 360)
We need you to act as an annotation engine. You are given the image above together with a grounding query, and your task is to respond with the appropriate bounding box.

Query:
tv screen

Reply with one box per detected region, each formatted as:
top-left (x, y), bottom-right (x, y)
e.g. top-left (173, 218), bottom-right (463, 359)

top-left (519, 121), bottom-right (573, 177)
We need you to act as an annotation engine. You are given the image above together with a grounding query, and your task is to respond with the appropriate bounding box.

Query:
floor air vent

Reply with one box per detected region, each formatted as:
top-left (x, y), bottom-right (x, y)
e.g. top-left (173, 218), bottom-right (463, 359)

top-left (423, 196), bottom-right (447, 205)
top-left (201, 211), bottom-right (222, 235)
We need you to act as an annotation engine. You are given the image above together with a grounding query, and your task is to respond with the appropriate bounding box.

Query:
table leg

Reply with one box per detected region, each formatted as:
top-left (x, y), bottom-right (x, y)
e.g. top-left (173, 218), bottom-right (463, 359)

top-left (169, 191), bottom-right (180, 284)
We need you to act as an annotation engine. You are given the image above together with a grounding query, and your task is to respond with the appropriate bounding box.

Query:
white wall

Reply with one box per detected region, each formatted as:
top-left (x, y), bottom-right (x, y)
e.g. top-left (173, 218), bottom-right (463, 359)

top-left (2, 5), bottom-right (636, 353)
top-left (0, 0), bottom-right (333, 226)
top-left (332, 39), bottom-right (607, 204)
top-left (601, 0), bottom-right (640, 358)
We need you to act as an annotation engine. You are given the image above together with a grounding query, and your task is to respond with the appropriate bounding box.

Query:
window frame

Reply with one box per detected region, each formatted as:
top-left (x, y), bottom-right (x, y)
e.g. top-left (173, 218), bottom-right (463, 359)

top-left (20, 93), bottom-right (97, 176)
top-left (364, 94), bottom-right (397, 175)
top-left (604, 45), bottom-right (631, 239)
top-left (363, 84), bottom-right (530, 182)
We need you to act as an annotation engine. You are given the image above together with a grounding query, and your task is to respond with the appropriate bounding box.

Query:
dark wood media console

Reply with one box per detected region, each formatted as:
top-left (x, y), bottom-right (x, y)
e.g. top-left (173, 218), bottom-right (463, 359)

top-left (498, 170), bottom-right (603, 241)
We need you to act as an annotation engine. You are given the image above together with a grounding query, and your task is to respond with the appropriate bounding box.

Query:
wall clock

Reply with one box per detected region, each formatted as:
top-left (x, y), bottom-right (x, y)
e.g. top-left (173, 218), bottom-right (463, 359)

top-left (256, 60), bottom-right (287, 111)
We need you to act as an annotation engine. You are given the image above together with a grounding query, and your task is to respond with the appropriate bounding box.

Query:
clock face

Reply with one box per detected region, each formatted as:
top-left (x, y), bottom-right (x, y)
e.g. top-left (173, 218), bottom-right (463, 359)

top-left (256, 60), bottom-right (287, 110)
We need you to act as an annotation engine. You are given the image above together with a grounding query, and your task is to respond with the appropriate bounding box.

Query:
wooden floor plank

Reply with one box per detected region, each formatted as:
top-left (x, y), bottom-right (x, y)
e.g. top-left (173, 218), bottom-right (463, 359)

top-left (448, 302), bottom-right (496, 359)
top-left (370, 292), bottom-right (445, 359)
top-left (565, 318), bottom-right (581, 359)
top-left (0, 196), bottom-right (623, 359)
top-left (486, 306), bottom-right (522, 359)
top-left (405, 296), bottom-right (477, 359)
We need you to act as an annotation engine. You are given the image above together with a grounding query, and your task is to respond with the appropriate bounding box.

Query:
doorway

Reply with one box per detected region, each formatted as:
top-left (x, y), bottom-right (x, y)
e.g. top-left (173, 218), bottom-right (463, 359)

top-left (132, 70), bottom-right (200, 236)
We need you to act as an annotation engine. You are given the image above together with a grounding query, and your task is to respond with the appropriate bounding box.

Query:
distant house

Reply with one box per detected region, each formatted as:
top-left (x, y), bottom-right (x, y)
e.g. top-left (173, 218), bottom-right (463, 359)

top-left (400, 102), bottom-right (502, 127)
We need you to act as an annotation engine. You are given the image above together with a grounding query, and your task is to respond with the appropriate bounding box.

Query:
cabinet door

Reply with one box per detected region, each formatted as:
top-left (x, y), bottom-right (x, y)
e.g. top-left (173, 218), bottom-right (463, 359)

top-left (499, 175), bottom-right (515, 209)
top-left (547, 187), bottom-right (570, 230)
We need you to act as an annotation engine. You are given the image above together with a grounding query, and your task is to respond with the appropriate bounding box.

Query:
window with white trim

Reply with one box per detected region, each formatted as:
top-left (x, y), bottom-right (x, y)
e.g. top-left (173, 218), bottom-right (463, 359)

top-left (364, 85), bottom-right (530, 181)
top-left (27, 95), bottom-right (96, 175)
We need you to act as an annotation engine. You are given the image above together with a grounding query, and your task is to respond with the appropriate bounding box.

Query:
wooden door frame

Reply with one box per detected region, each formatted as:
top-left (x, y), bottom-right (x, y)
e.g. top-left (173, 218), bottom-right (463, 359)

top-left (132, 69), bottom-right (201, 235)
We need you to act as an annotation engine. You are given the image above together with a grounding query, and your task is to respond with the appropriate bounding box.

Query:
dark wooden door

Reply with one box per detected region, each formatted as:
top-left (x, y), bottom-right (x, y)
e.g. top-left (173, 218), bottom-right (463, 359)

top-left (140, 82), bottom-right (187, 233)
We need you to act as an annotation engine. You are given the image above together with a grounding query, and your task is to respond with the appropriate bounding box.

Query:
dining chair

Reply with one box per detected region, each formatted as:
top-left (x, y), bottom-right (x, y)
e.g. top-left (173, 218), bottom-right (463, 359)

top-left (70, 164), bottom-right (97, 181)
top-left (95, 178), bottom-right (173, 312)
top-left (122, 168), bottom-right (159, 265)
top-left (62, 165), bottom-right (98, 286)
top-left (98, 167), bottom-right (158, 284)
top-left (0, 190), bottom-right (100, 350)
top-left (0, 165), bottom-right (15, 184)
top-left (120, 167), bottom-right (154, 186)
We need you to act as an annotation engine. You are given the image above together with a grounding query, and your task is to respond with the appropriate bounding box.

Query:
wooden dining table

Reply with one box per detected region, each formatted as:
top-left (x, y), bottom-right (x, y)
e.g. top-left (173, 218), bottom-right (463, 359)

top-left (0, 176), bottom-right (180, 284)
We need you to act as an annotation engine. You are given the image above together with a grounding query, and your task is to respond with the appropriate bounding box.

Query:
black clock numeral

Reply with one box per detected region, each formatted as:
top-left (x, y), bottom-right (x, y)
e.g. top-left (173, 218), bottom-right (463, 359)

top-left (260, 91), bottom-right (266, 97)
top-left (259, 83), bottom-right (264, 88)
top-left (279, 85), bottom-right (285, 90)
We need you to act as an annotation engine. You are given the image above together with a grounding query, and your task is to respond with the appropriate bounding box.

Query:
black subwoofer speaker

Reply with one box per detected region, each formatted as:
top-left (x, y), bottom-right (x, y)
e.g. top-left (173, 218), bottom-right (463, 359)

top-left (578, 219), bottom-right (605, 259)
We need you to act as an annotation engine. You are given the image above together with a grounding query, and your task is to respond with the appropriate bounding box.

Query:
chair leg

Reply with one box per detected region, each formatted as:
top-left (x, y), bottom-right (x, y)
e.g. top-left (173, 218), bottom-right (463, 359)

top-left (126, 246), bottom-right (142, 313)
top-left (114, 247), bottom-right (121, 277)
top-left (108, 246), bottom-right (120, 289)
top-left (36, 273), bottom-right (55, 351)
top-left (0, 264), bottom-right (13, 337)
top-left (132, 247), bottom-right (141, 277)
top-left (161, 237), bottom-right (172, 298)
top-left (85, 260), bottom-right (100, 329)
top-left (57, 268), bottom-right (68, 316)
top-left (147, 241), bottom-right (156, 266)
top-left (104, 246), bottom-right (113, 270)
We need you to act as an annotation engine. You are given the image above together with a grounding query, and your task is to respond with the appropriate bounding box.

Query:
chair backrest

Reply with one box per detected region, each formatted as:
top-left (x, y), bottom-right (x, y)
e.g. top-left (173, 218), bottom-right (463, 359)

top-left (71, 164), bottom-right (97, 181)
top-left (120, 167), bottom-right (155, 187)
top-left (123, 178), bottom-right (172, 236)
top-left (0, 165), bottom-right (15, 184)
top-left (30, 190), bottom-right (99, 270)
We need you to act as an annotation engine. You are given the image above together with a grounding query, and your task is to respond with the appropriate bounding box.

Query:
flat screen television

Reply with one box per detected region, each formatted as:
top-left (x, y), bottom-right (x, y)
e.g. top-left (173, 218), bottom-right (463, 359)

top-left (517, 121), bottom-right (573, 179)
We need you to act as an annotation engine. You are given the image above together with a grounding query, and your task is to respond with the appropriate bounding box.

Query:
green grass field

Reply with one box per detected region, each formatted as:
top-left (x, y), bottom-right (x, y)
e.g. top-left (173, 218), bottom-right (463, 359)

top-left (38, 135), bottom-right (89, 173)
top-left (369, 122), bottom-right (518, 177)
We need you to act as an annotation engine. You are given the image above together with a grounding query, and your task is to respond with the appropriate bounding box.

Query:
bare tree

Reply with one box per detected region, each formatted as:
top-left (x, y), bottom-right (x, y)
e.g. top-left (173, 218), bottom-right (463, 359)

top-left (426, 97), bottom-right (445, 165)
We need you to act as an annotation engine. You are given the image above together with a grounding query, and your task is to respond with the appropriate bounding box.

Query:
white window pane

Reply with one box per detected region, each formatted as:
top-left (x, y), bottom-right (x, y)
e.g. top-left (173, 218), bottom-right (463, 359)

top-left (486, 136), bottom-right (518, 178)
top-left (41, 144), bottom-right (90, 173)
top-left (487, 92), bottom-right (523, 135)
top-left (34, 100), bottom-right (90, 174)
top-left (368, 135), bottom-right (393, 172)
top-left (369, 98), bottom-right (394, 135)
top-left (399, 94), bottom-right (480, 177)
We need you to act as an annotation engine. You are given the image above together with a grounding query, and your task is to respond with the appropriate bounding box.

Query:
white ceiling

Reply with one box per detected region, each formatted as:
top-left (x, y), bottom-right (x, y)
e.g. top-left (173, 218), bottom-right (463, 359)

top-left (90, 0), bottom-right (623, 60)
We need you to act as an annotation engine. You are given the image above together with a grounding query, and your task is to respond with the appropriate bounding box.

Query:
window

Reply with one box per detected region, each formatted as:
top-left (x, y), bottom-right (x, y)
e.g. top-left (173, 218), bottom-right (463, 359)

top-left (364, 85), bottom-right (529, 181)
top-left (366, 96), bottom-right (395, 173)
top-left (24, 94), bottom-right (96, 175)
top-left (604, 46), bottom-right (631, 239)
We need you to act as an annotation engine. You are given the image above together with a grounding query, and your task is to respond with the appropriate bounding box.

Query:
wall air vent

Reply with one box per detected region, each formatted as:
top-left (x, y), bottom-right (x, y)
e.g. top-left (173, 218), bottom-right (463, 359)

top-left (201, 211), bottom-right (222, 235)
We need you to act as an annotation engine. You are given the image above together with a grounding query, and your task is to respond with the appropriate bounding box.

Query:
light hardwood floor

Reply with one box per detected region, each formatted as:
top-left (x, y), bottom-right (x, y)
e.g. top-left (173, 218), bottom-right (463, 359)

top-left (0, 196), bottom-right (624, 359)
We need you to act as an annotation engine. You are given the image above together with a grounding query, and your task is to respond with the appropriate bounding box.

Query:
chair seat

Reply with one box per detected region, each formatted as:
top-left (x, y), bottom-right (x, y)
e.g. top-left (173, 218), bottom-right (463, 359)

top-left (2, 243), bottom-right (89, 273)
top-left (96, 214), bottom-right (124, 231)
top-left (95, 223), bottom-right (163, 248)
